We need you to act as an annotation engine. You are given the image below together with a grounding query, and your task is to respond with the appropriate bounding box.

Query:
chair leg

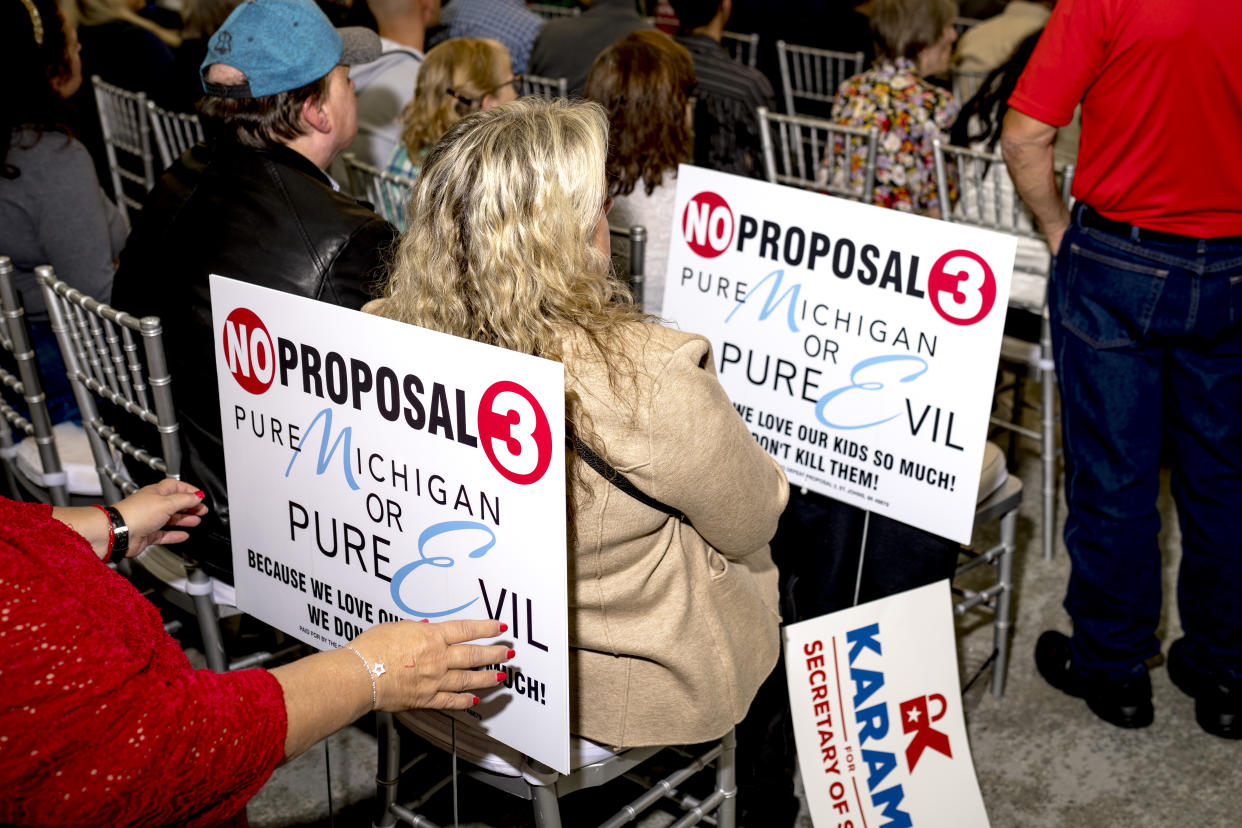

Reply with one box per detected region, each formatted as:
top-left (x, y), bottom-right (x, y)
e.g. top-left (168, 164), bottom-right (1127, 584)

top-left (1040, 318), bottom-right (1057, 561)
top-left (531, 783), bottom-right (563, 828)
top-left (373, 712), bottom-right (400, 828)
top-left (187, 568), bottom-right (227, 672)
top-left (715, 728), bottom-right (737, 828)
top-left (990, 507), bottom-right (1018, 698)
top-left (1007, 370), bottom-right (1025, 469)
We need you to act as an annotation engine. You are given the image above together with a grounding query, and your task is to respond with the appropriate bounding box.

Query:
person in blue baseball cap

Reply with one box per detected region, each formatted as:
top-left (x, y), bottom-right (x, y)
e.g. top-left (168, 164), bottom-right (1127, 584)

top-left (112, 0), bottom-right (398, 587)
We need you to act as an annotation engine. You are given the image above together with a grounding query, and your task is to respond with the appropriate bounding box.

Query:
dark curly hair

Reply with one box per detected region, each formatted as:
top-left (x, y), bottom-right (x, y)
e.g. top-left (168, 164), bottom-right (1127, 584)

top-left (585, 30), bottom-right (696, 198)
top-left (950, 30), bottom-right (1043, 152)
top-left (2, 0), bottom-right (78, 178)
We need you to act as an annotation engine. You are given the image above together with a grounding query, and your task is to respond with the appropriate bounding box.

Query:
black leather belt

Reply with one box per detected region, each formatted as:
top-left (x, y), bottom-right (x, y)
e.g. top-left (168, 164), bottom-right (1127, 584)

top-left (1077, 204), bottom-right (1242, 245)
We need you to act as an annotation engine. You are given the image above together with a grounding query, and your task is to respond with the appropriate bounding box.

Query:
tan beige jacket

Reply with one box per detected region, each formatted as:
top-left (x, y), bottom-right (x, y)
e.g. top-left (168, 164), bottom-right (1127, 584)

top-left (564, 322), bottom-right (789, 747)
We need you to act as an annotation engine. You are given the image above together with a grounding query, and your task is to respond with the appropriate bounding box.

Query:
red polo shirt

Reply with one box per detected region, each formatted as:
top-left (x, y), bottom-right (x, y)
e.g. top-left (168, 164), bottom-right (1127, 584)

top-left (1009, 0), bottom-right (1242, 237)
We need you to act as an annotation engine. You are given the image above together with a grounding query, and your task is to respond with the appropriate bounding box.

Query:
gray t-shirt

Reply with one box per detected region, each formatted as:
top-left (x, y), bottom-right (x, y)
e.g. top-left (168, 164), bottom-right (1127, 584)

top-left (612, 176), bottom-right (678, 316)
top-left (0, 130), bottom-right (125, 319)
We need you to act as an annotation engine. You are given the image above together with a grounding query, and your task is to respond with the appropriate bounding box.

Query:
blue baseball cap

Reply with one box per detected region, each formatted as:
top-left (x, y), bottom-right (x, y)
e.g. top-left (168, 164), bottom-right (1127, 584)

top-left (201, 0), bottom-right (381, 98)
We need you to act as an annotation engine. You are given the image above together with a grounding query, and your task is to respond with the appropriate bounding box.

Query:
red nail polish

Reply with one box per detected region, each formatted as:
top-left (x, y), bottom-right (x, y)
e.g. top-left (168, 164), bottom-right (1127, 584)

top-left (472, 696), bottom-right (480, 705)
top-left (506, 649), bottom-right (516, 659)
top-left (194, 490), bottom-right (204, 499)
top-left (498, 622), bottom-right (509, 633)
top-left (496, 671), bottom-right (506, 682)
top-left (419, 618), bottom-right (430, 623)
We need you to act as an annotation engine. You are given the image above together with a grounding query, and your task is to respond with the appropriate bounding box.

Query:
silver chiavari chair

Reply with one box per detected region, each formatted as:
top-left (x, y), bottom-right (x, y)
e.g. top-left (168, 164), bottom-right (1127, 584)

top-left (757, 106), bottom-right (878, 203)
top-left (91, 75), bottom-right (156, 222)
top-left (0, 257), bottom-right (70, 506)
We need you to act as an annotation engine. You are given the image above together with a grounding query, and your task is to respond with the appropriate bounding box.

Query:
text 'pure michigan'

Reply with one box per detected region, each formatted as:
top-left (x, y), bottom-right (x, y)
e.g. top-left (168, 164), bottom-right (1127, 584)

top-left (219, 306), bottom-right (554, 487)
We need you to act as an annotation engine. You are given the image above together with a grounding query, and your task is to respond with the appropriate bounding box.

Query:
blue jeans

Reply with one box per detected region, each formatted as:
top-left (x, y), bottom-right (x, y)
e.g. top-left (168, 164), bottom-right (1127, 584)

top-left (1051, 206), bottom-right (1242, 683)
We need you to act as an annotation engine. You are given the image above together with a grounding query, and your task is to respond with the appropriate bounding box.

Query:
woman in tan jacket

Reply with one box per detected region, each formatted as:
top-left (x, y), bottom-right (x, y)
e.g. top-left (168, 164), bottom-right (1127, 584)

top-left (366, 97), bottom-right (789, 748)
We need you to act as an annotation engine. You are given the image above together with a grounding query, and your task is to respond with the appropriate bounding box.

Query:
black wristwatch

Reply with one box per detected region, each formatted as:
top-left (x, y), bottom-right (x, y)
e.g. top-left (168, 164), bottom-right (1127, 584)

top-left (103, 506), bottom-right (130, 563)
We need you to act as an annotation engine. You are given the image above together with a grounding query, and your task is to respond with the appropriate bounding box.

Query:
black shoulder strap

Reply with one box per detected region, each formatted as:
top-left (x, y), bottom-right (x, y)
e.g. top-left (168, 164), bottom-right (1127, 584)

top-left (572, 434), bottom-right (688, 523)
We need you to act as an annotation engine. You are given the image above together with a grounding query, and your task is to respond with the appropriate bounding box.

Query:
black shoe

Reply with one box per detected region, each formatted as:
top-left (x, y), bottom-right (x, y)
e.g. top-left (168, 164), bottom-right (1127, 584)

top-left (1035, 631), bottom-right (1154, 728)
top-left (1167, 639), bottom-right (1242, 740)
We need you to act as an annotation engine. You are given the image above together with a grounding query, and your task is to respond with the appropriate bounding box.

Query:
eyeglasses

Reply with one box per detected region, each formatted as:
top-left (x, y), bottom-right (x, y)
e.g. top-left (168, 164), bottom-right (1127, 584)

top-left (486, 74), bottom-right (525, 97)
top-left (445, 75), bottom-right (526, 108)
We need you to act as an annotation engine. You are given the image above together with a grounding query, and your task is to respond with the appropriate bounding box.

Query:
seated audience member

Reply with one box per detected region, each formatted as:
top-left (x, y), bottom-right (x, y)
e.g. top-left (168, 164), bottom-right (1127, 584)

top-left (831, 0), bottom-right (959, 215)
top-left (955, 0), bottom-right (1051, 75)
top-left (432, 0), bottom-right (542, 76)
top-left (951, 28), bottom-right (1077, 168)
top-left (585, 30), bottom-right (695, 314)
top-left (0, 480), bottom-right (512, 827)
top-left (1, 0), bottom-right (124, 424)
top-left (671, 0), bottom-right (776, 179)
top-left (528, 0), bottom-right (650, 98)
top-left (111, 0), bottom-right (398, 584)
top-left (72, 0), bottom-right (182, 99)
top-left (387, 38), bottom-right (518, 181)
top-left (366, 98), bottom-right (789, 747)
top-left (341, 0), bottom-right (439, 170)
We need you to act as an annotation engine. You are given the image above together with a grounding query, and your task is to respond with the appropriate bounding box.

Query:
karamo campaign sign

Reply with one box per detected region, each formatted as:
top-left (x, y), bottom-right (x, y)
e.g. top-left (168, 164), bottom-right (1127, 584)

top-left (210, 276), bottom-right (569, 773)
top-left (783, 581), bottom-right (990, 827)
top-left (661, 166), bottom-right (1016, 542)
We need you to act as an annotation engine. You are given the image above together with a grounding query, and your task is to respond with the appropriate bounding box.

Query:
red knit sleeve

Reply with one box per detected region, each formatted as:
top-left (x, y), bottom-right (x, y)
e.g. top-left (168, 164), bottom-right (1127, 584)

top-left (0, 497), bottom-right (289, 827)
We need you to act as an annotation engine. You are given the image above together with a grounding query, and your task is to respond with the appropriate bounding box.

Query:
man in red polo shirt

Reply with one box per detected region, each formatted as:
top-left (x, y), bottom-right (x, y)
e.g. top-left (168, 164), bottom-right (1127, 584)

top-left (1002, 0), bottom-right (1242, 738)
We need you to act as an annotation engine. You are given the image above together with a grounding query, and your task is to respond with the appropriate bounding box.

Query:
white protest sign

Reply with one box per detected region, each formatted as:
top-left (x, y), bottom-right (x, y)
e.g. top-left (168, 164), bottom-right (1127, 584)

top-left (210, 276), bottom-right (570, 773)
top-left (661, 166), bottom-right (1015, 542)
top-left (784, 581), bottom-right (990, 827)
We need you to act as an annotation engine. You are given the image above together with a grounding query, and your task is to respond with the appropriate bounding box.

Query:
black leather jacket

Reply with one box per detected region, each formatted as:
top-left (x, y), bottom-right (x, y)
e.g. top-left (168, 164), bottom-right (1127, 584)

top-left (113, 141), bottom-right (398, 582)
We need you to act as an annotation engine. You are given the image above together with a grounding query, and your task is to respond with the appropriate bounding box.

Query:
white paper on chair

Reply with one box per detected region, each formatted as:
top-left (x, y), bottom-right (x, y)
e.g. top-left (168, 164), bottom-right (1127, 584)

top-left (660, 165), bottom-right (1016, 543)
top-left (210, 275), bottom-right (570, 773)
top-left (783, 580), bottom-right (990, 828)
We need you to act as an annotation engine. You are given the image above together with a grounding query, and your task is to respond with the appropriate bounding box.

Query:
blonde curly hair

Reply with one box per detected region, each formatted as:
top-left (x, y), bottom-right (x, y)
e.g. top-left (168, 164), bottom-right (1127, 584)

top-left (369, 97), bottom-right (642, 373)
top-left (398, 37), bottom-right (509, 163)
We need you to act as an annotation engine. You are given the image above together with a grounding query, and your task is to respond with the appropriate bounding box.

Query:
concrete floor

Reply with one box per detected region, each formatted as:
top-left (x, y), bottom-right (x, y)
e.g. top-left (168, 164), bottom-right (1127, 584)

top-left (246, 446), bottom-right (1242, 827)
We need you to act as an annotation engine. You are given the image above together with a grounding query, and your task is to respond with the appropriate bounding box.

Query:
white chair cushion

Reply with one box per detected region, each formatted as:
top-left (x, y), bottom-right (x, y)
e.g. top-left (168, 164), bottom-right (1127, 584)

top-left (15, 422), bottom-right (101, 496)
top-left (134, 544), bottom-right (238, 610)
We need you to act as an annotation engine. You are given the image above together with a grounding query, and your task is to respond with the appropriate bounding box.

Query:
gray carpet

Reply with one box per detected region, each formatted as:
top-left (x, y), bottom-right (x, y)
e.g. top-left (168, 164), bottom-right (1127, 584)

top-left (248, 450), bottom-right (1242, 827)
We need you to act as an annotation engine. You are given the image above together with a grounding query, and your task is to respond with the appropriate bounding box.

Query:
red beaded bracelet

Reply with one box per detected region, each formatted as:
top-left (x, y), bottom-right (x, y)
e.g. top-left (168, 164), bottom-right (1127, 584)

top-left (91, 503), bottom-right (115, 559)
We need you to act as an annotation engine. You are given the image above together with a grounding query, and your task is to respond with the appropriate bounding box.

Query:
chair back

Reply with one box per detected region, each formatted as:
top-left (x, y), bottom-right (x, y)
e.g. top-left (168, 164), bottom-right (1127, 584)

top-left (933, 139), bottom-right (1075, 309)
top-left (36, 267), bottom-right (179, 502)
top-left (608, 225), bottom-right (648, 310)
top-left (341, 152), bottom-right (415, 229)
top-left (147, 102), bottom-right (205, 171)
top-left (524, 73), bottom-right (569, 99)
top-left (775, 40), bottom-right (864, 118)
top-left (0, 258), bottom-right (69, 506)
top-left (757, 107), bottom-right (878, 202)
top-left (951, 68), bottom-right (989, 105)
top-left (529, 2), bottom-right (580, 19)
top-left (721, 30), bottom-right (760, 68)
top-left (91, 76), bottom-right (156, 223)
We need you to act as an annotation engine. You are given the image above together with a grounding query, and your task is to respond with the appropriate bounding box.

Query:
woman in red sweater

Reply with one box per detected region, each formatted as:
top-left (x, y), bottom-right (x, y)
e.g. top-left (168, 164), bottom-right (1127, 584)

top-left (0, 480), bottom-right (511, 827)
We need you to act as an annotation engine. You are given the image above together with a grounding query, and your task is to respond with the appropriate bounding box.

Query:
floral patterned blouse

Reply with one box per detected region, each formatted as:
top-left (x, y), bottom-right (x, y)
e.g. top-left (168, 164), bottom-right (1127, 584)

top-left (829, 58), bottom-right (959, 214)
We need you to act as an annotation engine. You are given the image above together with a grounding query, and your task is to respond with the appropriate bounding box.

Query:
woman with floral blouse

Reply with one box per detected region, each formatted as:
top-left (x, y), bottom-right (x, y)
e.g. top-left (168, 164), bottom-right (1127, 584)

top-left (829, 0), bottom-right (959, 215)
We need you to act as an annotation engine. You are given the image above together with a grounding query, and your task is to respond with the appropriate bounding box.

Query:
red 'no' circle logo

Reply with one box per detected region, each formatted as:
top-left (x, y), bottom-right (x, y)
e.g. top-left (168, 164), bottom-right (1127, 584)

top-left (222, 307), bottom-right (275, 394)
top-left (682, 191), bottom-right (735, 258)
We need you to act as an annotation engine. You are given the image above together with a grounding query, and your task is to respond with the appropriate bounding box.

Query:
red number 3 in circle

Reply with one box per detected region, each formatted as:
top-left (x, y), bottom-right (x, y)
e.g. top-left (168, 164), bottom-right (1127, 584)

top-left (928, 249), bottom-right (997, 326)
top-left (478, 381), bottom-right (553, 485)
